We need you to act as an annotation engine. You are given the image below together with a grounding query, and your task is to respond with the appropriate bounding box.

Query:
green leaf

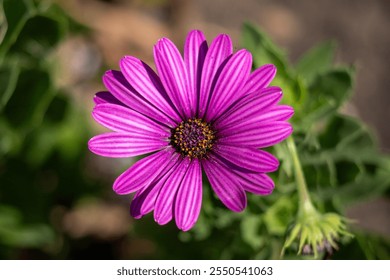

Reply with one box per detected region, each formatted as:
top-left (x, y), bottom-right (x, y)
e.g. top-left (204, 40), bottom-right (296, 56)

top-left (0, 0), bottom-right (34, 59)
top-left (9, 15), bottom-right (62, 59)
top-left (301, 68), bottom-right (354, 125)
top-left (241, 22), bottom-right (307, 117)
top-left (241, 22), bottom-right (290, 79)
top-left (319, 114), bottom-right (375, 151)
top-left (0, 0), bottom-right (70, 62)
top-left (300, 115), bottom-right (390, 206)
top-left (332, 172), bottom-right (390, 206)
top-left (0, 58), bottom-right (20, 110)
top-left (277, 74), bottom-right (307, 115)
top-left (296, 41), bottom-right (336, 84)
top-left (0, 0), bottom-right (7, 45)
top-left (333, 231), bottom-right (390, 260)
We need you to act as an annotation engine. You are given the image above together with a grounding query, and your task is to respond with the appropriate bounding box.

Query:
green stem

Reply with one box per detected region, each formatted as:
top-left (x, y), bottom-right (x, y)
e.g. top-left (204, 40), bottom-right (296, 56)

top-left (286, 136), bottom-right (315, 214)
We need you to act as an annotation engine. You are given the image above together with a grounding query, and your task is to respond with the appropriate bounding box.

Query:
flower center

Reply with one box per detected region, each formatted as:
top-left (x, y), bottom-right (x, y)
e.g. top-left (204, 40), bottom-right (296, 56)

top-left (171, 118), bottom-right (215, 158)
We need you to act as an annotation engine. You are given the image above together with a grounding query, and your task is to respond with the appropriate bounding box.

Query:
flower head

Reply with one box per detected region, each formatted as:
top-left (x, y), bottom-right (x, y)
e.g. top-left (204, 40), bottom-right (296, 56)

top-left (282, 208), bottom-right (353, 258)
top-left (88, 30), bottom-right (293, 231)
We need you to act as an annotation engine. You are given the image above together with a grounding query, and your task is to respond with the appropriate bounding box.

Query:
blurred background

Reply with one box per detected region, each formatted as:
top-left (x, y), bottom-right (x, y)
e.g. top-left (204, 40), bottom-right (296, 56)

top-left (0, 0), bottom-right (389, 259)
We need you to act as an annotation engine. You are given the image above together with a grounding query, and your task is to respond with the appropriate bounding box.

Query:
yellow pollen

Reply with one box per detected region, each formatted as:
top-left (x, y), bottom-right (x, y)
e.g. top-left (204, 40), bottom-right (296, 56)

top-left (170, 118), bottom-right (215, 159)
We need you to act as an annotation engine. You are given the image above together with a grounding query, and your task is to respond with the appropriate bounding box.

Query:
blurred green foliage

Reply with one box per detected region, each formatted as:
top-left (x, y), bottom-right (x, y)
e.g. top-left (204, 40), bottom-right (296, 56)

top-left (0, 1), bottom-right (389, 260)
top-left (0, 0), bottom-right (100, 258)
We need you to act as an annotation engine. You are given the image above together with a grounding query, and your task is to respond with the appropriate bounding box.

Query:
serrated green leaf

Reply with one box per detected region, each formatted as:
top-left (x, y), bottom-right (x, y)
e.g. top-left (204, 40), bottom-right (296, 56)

top-left (240, 22), bottom-right (312, 119)
top-left (319, 114), bottom-right (375, 151)
top-left (298, 115), bottom-right (390, 206)
top-left (301, 68), bottom-right (354, 125)
top-left (332, 173), bottom-right (390, 207)
top-left (296, 41), bottom-right (336, 84)
top-left (277, 74), bottom-right (308, 117)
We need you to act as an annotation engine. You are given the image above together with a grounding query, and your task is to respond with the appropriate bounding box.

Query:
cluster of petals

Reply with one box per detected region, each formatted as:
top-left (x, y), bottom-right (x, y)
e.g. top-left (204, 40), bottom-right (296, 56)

top-left (88, 30), bottom-right (293, 231)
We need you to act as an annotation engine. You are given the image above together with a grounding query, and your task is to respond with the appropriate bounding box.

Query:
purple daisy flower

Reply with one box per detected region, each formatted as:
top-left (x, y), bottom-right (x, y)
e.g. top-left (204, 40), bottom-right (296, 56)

top-left (88, 30), bottom-right (293, 231)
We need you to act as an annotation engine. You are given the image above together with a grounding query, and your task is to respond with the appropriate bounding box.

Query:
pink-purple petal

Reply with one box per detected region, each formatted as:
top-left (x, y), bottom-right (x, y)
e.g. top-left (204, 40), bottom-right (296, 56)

top-left (233, 171), bottom-right (275, 195)
top-left (239, 64), bottom-right (276, 95)
top-left (205, 49), bottom-right (252, 121)
top-left (120, 56), bottom-right (181, 122)
top-left (247, 105), bottom-right (294, 123)
top-left (88, 132), bottom-right (167, 158)
top-left (218, 121), bottom-right (293, 148)
top-left (198, 34), bottom-right (233, 118)
top-left (215, 145), bottom-right (279, 173)
top-left (154, 158), bottom-right (190, 225)
top-left (93, 91), bottom-right (124, 106)
top-left (202, 156), bottom-right (247, 212)
top-left (154, 38), bottom-right (191, 119)
top-left (130, 156), bottom-right (180, 219)
top-left (214, 87), bottom-right (283, 130)
top-left (184, 30), bottom-right (208, 117)
top-left (103, 70), bottom-right (176, 127)
top-left (174, 159), bottom-right (202, 231)
top-left (92, 103), bottom-right (170, 137)
top-left (130, 184), bottom-right (158, 219)
top-left (113, 149), bottom-right (175, 195)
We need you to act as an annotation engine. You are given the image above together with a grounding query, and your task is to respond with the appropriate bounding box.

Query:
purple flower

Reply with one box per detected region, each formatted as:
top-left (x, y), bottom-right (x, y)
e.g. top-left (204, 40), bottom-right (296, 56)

top-left (88, 30), bottom-right (293, 231)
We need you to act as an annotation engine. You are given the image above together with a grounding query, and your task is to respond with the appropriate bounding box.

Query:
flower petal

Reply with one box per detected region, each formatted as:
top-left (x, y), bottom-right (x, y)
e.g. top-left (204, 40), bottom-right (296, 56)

top-left (205, 49), bottom-right (252, 121)
top-left (92, 103), bottom-right (170, 137)
top-left (103, 70), bottom-right (176, 127)
top-left (198, 34), bottom-right (232, 118)
top-left (93, 91), bottom-right (124, 106)
top-left (154, 38), bottom-right (191, 118)
top-left (184, 30), bottom-right (208, 117)
top-left (203, 155), bottom-right (247, 212)
top-left (214, 87), bottom-right (283, 130)
top-left (130, 155), bottom-right (180, 218)
top-left (215, 145), bottom-right (279, 173)
top-left (120, 56), bottom-right (181, 122)
top-left (232, 171), bottom-right (275, 195)
top-left (154, 158), bottom-right (190, 225)
top-left (218, 121), bottom-right (293, 148)
top-left (248, 105), bottom-right (294, 123)
top-left (239, 64), bottom-right (276, 95)
top-left (113, 149), bottom-right (175, 195)
top-left (174, 159), bottom-right (202, 231)
top-left (88, 132), bottom-right (166, 158)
